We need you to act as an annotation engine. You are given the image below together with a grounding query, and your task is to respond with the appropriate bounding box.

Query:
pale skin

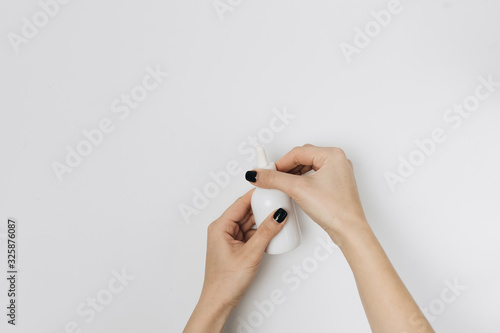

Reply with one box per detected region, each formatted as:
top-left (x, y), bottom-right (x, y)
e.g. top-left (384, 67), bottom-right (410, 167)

top-left (184, 144), bottom-right (434, 333)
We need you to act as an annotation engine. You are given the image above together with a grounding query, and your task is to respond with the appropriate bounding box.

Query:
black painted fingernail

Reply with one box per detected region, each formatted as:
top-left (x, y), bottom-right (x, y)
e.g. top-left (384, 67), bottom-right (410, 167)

top-left (273, 208), bottom-right (287, 223)
top-left (245, 170), bottom-right (257, 182)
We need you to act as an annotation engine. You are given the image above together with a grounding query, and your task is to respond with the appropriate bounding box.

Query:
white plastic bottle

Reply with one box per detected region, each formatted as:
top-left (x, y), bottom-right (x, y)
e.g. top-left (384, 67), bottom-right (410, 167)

top-left (251, 146), bottom-right (302, 255)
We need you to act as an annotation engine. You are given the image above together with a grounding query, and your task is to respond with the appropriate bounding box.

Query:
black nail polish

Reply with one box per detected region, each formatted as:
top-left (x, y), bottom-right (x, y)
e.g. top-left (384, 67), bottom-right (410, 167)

top-left (273, 208), bottom-right (287, 223)
top-left (245, 170), bottom-right (257, 182)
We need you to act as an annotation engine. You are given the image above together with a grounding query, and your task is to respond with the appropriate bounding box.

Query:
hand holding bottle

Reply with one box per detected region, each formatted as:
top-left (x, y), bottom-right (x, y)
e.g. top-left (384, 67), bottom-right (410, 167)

top-left (245, 144), bottom-right (368, 246)
top-left (184, 190), bottom-right (288, 333)
top-left (245, 144), bottom-right (433, 333)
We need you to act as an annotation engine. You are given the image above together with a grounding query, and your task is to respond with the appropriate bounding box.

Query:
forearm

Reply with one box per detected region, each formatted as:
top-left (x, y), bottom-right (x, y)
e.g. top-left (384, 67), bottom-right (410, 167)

top-left (184, 292), bottom-right (234, 333)
top-left (334, 221), bottom-right (434, 333)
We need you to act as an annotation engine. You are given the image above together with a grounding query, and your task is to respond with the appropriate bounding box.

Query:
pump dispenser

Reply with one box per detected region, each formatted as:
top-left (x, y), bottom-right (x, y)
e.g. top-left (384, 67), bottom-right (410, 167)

top-left (251, 146), bottom-right (302, 254)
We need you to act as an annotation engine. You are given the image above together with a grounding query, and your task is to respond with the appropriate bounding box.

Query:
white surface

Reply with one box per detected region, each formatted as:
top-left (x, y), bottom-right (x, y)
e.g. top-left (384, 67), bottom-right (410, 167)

top-left (1, 0), bottom-right (500, 332)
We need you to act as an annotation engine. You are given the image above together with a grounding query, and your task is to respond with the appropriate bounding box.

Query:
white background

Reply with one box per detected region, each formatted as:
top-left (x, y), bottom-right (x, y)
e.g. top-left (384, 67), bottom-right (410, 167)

top-left (1, 0), bottom-right (500, 332)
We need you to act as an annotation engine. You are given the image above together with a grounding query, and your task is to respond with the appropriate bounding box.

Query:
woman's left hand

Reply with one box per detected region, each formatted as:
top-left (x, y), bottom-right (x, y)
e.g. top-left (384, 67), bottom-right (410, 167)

top-left (184, 189), bottom-right (288, 333)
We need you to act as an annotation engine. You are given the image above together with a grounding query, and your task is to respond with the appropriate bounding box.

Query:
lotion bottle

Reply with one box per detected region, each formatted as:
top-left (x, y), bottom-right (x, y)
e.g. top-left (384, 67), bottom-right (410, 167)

top-left (251, 146), bottom-right (301, 254)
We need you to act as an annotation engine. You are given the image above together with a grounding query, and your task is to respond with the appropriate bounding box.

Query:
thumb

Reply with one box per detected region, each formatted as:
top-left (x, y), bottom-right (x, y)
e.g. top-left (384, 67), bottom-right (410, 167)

top-left (244, 208), bottom-right (288, 256)
top-left (245, 169), bottom-right (302, 198)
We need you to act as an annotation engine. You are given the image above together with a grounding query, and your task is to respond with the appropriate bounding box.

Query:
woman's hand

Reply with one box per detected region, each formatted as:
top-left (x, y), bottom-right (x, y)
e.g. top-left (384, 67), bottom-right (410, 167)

top-left (245, 144), bottom-right (434, 333)
top-left (184, 189), bottom-right (288, 333)
top-left (245, 144), bottom-right (367, 245)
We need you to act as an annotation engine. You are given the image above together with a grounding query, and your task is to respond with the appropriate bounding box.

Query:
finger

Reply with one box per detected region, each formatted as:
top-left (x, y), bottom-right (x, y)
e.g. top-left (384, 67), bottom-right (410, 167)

top-left (244, 228), bottom-right (257, 242)
top-left (288, 164), bottom-right (304, 174)
top-left (221, 188), bottom-right (255, 222)
top-left (240, 214), bottom-right (256, 233)
top-left (210, 218), bottom-right (242, 240)
top-left (298, 165), bottom-right (313, 175)
top-left (275, 144), bottom-right (328, 172)
top-left (244, 208), bottom-right (288, 256)
top-left (245, 168), bottom-right (304, 198)
top-left (289, 164), bottom-right (313, 175)
top-left (235, 227), bottom-right (244, 241)
top-left (301, 166), bottom-right (313, 174)
top-left (238, 210), bottom-right (253, 226)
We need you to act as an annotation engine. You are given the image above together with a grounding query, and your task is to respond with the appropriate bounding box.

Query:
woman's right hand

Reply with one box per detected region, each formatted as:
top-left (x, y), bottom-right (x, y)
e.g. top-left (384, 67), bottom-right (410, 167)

top-left (245, 144), bottom-right (434, 333)
top-left (245, 144), bottom-right (368, 245)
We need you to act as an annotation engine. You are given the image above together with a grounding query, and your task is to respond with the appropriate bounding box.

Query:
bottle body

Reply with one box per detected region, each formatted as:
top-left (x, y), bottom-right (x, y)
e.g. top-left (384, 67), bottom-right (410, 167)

top-left (251, 187), bottom-right (301, 255)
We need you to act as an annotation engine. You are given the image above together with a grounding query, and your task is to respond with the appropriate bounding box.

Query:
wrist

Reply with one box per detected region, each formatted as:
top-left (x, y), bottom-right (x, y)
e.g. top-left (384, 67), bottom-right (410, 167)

top-left (199, 289), bottom-right (237, 314)
top-left (185, 292), bottom-right (235, 333)
top-left (327, 216), bottom-right (373, 251)
top-left (198, 289), bottom-right (236, 321)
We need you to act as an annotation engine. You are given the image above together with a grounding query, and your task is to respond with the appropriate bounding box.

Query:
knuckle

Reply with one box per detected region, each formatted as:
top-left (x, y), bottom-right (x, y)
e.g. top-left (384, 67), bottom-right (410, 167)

top-left (329, 147), bottom-right (346, 159)
top-left (207, 221), bottom-right (217, 233)
top-left (258, 223), bottom-right (274, 239)
top-left (266, 170), bottom-right (277, 186)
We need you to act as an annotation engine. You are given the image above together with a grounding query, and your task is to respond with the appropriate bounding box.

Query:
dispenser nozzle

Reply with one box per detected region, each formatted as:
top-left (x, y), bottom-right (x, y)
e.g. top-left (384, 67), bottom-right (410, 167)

top-left (256, 146), bottom-right (269, 168)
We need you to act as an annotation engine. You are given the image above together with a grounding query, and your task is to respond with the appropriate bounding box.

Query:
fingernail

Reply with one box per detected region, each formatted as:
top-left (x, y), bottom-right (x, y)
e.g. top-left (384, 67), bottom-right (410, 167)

top-left (273, 208), bottom-right (287, 223)
top-left (245, 170), bottom-right (257, 183)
